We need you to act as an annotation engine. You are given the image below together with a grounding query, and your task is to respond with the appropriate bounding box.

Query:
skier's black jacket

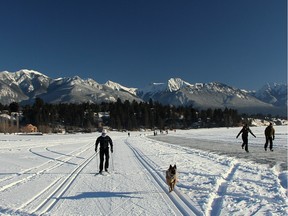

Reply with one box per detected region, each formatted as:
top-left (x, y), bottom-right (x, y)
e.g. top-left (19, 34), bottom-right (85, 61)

top-left (236, 126), bottom-right (256, 138)
top-left (95, 135), bottom-right (113, 152)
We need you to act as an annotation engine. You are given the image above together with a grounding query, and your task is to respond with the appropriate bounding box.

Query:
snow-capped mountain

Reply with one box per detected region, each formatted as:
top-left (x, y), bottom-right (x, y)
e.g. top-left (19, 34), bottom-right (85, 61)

top-left (41, 76), bottom-right (140, 104)
top-left (137, 78), bottom-right (286, 115)
top-left (0, 69), bottom-right (51, 104)
top-left (251, 83), bottom-right (287, 107)
top-left (0, 70), bottom-right (286, 115)
top-left (0, 70), bottom-right (141, 105)
top-left (104, 80), bottom-right (137, 96)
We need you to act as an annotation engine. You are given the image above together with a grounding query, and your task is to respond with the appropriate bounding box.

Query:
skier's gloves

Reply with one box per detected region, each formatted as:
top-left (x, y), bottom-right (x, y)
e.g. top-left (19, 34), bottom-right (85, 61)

top-left (95, 149), bottom-right (97, 152)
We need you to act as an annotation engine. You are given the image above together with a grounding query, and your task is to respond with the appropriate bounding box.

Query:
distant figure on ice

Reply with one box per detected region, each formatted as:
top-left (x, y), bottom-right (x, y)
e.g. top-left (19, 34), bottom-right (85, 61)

top-left (236, 124), bottom-right (256, 153)
top-left (95, 129), bottom-right (113, 173)
top-left (264, 123), bottom-right (275, 151)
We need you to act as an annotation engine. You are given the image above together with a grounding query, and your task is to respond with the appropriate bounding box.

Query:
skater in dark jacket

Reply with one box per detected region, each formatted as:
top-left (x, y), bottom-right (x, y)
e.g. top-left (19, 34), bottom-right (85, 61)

top-left (236, 124), bottom-right (256, 153)
top-left (95, 129), bottom-right (113, 173)
top-left (264, 123), bottom-right (275, 151)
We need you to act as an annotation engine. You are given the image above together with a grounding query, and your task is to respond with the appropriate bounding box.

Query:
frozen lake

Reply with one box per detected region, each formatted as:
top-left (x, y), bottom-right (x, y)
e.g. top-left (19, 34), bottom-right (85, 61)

top-left (150, 126), bottom-right (288, 171)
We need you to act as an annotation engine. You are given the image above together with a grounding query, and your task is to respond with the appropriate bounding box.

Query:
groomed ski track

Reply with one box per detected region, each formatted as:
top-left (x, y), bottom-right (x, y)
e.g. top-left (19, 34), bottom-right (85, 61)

top-left (125, 138), bottom-right (202, 216)
top-left (0, 134), bottom-right (204, 215)
top-left (0, 132), bottom-right (286, 215)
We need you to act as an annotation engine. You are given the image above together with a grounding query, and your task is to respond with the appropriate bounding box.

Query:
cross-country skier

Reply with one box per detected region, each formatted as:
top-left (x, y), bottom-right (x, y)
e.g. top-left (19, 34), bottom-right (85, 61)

top-left (264, 123), bottom-right (275, 151)
top-left (236, 124), bottom-right (256, 153)
top-left (95, 129), bottom-right (113, 173)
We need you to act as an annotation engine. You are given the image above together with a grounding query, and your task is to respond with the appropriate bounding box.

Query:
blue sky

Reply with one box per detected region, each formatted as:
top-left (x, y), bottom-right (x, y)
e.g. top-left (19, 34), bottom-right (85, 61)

top-left (0, 0), bottom-right (286, 90)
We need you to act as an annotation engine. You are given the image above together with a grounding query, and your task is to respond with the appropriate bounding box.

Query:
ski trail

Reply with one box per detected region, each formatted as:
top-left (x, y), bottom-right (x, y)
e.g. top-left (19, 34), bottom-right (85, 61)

top-left (27, 152), bottom-right (96, 215)
top-left (125, 138), bottom-right (204, 216)
top-left (105, 148), bottom-right (177, 216)
top-left (0, 143), bottom-right (92, 192)
top-left (15, 177), bottom-right (62, 211)
top-left (104, 181), bottom-right (140, 216)
top-left (142, 135), bottom-right (240, 216)
top-left (145, 135), bottom-right (287, 216)
top-left (0, 142), bottom-right (91, 183)
top-left (206, 161), bottom-right (239, 216)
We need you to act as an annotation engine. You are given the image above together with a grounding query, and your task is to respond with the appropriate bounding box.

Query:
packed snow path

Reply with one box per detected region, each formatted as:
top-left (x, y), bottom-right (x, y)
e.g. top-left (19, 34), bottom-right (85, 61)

top-left (0, 128), bottom-right (287, 215)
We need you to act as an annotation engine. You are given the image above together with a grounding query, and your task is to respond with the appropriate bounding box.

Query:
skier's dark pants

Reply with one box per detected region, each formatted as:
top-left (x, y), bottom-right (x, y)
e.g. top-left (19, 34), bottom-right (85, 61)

top-left (264, 137), bottom-right (273, 150)
top-left (242, 136), bottom-right (249, 152)
top-left (99, 148), bottom-right (110, 172)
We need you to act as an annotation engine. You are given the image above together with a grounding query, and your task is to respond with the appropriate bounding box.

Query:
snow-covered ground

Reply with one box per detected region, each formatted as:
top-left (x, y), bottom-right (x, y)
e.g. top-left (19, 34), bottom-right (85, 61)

top-left (0, 126), bottom-right (287, 215)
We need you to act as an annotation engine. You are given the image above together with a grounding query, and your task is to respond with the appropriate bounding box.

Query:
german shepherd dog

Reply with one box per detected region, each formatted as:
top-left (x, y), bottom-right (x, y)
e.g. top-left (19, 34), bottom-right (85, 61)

top-left (166, 164), bottom-right (177, 192)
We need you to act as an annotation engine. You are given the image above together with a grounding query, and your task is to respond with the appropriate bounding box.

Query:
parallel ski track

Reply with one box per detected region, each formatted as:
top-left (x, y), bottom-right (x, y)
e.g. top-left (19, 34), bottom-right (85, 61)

top-left (0, 142), bottom-right (92, 193)
top-left (21, 151), bottom-right (96, 215)
top-left (102, 180), bottom-right (148, 216)
top-left (125, 138), bottom-right (203, 216)
top-left (144, 136), bottom-right (269, 216)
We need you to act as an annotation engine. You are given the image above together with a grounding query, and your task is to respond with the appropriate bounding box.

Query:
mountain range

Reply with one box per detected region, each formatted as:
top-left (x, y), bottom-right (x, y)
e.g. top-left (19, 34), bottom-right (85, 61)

top-left (0, 70), bottom-right (286, 116)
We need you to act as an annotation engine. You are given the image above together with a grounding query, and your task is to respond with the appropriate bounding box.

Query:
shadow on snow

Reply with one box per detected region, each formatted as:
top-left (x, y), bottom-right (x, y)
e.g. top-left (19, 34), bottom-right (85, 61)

top-left (61, 191), bottom-right (143, 199)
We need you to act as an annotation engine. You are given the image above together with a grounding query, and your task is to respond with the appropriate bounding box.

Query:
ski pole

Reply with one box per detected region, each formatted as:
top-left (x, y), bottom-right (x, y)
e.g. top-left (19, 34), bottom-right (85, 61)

top-left (96, 152), bottom-right (98, 170)
top-left (111, 151), bottom-right (114, 171)
top-left (96, 151), bottom-right (98, 172)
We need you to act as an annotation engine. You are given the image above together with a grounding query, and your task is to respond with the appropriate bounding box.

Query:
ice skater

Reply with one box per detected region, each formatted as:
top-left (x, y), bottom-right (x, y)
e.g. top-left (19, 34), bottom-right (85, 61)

top-left (264, 123), bottom-right (275, 151)
top-left (236, 124), bottom-right (256, 153)
top-left (95, 129), bottom-right (113, 173)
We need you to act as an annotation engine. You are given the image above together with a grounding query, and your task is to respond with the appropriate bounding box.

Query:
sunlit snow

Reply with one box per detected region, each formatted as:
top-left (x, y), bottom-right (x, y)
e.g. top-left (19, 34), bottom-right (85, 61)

top-left (0, 126), bottom-right (287, 215)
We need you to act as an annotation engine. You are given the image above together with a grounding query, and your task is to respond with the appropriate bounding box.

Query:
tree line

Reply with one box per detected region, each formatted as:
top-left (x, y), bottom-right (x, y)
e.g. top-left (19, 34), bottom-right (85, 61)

top-left (1, 98), bottom-right (244, 132)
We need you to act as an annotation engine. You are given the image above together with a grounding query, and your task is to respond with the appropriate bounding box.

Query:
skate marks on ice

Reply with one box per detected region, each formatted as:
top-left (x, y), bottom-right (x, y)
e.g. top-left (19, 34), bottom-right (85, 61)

top-left (150, 133), bottom-right (287, 171)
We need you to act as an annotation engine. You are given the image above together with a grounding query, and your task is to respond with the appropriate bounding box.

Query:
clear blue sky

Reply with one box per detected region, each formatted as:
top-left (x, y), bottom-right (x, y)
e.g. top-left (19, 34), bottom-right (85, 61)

top-left (0, 0), bottom-right (286, 90)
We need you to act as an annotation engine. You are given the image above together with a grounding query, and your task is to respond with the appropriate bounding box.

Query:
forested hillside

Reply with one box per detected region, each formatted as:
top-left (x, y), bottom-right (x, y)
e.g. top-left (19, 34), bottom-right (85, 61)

top-left (0, 98), bottom-right (245, 133)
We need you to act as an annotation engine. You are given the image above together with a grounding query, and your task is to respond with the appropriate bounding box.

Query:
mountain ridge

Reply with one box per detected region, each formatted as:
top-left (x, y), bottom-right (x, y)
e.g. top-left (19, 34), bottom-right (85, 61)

top-left (0, 69), bottom-right (286, 115)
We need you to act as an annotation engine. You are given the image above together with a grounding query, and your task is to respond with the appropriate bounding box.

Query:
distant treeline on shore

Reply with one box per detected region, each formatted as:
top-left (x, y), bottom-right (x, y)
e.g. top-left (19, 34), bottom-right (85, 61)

top-left (0, 98), bottom-right (282, 133)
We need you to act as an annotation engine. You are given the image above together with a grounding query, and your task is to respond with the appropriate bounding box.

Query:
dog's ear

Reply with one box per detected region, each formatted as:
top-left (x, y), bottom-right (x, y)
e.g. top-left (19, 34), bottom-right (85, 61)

top-left (173, 165), bottom-right (177, 169)
top-left (169, 165), bottom-right (172, 169)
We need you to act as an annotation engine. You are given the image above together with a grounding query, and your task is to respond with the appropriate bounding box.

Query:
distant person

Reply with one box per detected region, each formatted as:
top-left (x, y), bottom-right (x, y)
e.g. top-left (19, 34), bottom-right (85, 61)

top-left (236, 124), bottom-right (256, 153)
top-left (264, 123), bottom-right (275, 151)
top-left (95, 129), bottom-right (113, 173)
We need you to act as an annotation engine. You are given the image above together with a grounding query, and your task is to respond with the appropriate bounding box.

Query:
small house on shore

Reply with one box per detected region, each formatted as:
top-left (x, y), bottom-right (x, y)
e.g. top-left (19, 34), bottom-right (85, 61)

top-left (21, 124), bottom-right (38, 133)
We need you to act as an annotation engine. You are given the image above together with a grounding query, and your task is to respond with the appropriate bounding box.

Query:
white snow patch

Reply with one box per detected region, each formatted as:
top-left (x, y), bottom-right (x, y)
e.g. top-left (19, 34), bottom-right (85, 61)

top-left (0, 126), bottom-right (287, 215)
